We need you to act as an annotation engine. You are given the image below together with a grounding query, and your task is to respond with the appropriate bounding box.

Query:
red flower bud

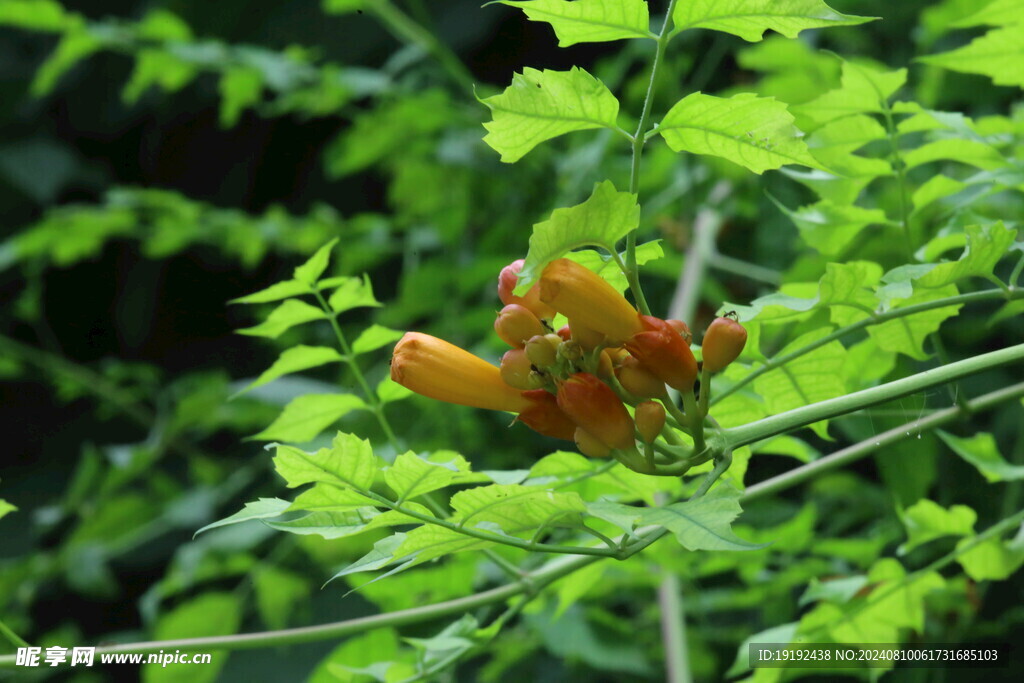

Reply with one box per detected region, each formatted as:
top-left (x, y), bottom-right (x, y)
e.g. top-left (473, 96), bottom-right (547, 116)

top-left (556, 324), bottom-right (572, 342)
top-left (518, 389), bottom-right (576, 440)
top-left (538, 259), bottom-right (643, 345)
top-left (498, 259), bottom-right (557, 321)
top-left (495, 304), bottom-right (546, 348)
top-left (702, 316), bottom-right (747, 373)
top-left (625, 315), bottom-right (698, 392)
top-left (666, 319), bottom-right (692, 342)
top-left (392, 332), bottom-right (529, 412)
top-left (615, 356), bottom-right (667, 399)
top-left (500, 348), bottom-right (543, 390)
top-left (556, 373), bottom-right (634, 451)
top-left (635, 401), bottom-right (666, 443)
top-left (574, 427), bottom-right (611, 459)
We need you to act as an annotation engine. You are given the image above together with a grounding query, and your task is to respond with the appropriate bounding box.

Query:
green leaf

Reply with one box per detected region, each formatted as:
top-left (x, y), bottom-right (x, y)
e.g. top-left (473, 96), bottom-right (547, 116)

top-left (230, 280), bottom-right (311, 304)
top-left (657, 92), bottom-right (821, 174)
top-left (938, 431), bottom-right (1024, 482)
top-left (638, 485), bottom-right (762, 551)
top-left (957, 533), bottom-right (1024, 581)
top-left (253, 394), bottom-right (366, 443)
top-left (772, 197), bottom-right (889, 255)
top-left (274, 433), bottom-right (379, 499)
top-left (293, 238), bottom-right (338, 285)
top-left (253, 567), bottom-right (309, 629)
top-left (902, 139), bottom-right (1005, 171)
top-left (818, 261), bottom-right (883, 314)
top-left (377, 376), bottom-right (413, 404)
top-left (266, 505), bottom-right (431, 539)
top-left (308, 628), bottom-right (401, 683)
top-left (914, 222), bottom-right (1016, 288)
top-left (898, 499), bottom-right (976, 554)
top-left (564, 241), bottom-right (663, 295)
top-left (239, 345), bottom-right (343, 395)
top-left (919, 24), bottom-right (1024, 88)
top-left (385, 452), bottom-right (463, 501)
top-left (328, 274), bottom-right (381, 313)
top-left (32, 27), bottom-right (103, 96)
top-left (219, 66), bottom-right (263, 127)
top-left (867, 284), bottom-right (962, 360)
top-left (753, 328), bottom-right (848, 439)
top-left (0, 498), bottom-right (16, 520)
top-left (322, 0), bottom-right (364, 15)
top-left (145, 593), bottom-right (241, 683)
top-left (289, 482), bottom-right (381, 511)
top-left (351, 324), bottom-right (404, 355)
top-left (911, 175), bottom-right (967, 216)
top-left (122, 49), bottom-right (197, 104)
top-left (793, 61), bottom-right (907, 129)
top-left (194, 498), bottom-right (292, 536)
top-left (237, 299), bottom-right (327, 339)
top-left (0, 0), bottom-right (71, 31)
top-left (953, 0), bottom-right (1024, 28)
top-left (672, 0), bottom-right (874, 41)
top-left (451, 484), bottom-right (586, 531)
top-left (497, 0), bottom-right (653, 46)
top-left (516, 180), bottom-right (639, 291)
top-left (480, 67), bottom-right (621, 163)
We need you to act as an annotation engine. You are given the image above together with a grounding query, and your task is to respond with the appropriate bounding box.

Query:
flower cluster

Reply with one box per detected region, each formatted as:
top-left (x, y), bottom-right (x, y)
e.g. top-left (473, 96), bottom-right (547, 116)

top-left (391, 257), bottom-right (744, 468)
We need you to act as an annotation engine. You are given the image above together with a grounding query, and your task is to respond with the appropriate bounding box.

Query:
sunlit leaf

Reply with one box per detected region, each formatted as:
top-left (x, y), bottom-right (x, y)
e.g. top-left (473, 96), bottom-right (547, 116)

top-left (867, 284), bottom-right (962, 360)
top-left (793, 61), bottom-right (907, 129)
top-left (377, 376), bottom-right (413, 404)
top-left (919, 24), bottom-right (1024, 88)
top-left (218, 66), bottom-right (263, 127)
top-left (938, 431), bottom-right (1024, 482)
top-left (194, 498), bottom-right (291, 536)
top-left (957, 533), bottom-right (1024, 581)
top-left (902, 139), bottom-right (1005, 170)
top-left (913, 222), bottom-right (1015, 288)
top-left (293, 238), bottom-right (338, 285)
top-left (385, 452), bottom-right (463, 501)
top-left (145, 593), bottom-right (240, 683)
top-left (273, 432), bottom-right (379, 492)
top-left (0, 0), bottom-right (71, 31)
top-left (480, 67), bottom-right (621, 163)
top-left (898, 499), bottom-right (976, 554)
top-left (236, 299), bottom-right (327, 338)
top-left (672, 0), bottom-right (874, 42)
top-left (638, 485), bottom-right (762, 551)
top-left (351, 324), bottom-right (404, 355)
top-left (328, 274), bottom-right (381, 313)
top-left (772, 197), bottom-right (890, 255)
top-left (239, 345), bottom-right (344, 395)
top-left (498, 0), bottom-right (653, 46)
top-left (0, 499), bottom-right (17, 521)
top-left (952, 0), bottom-right (1024, 28)
top-left (253, 567), bottom-right (308, 630)
top-left (451, 484), bottom-right (586, 531)
top-left (265, 505), bottom-right (431, 539)
top-left (516, 180), bottom-right (639, 291)
top-left (658, 92), bottom-right (821, 174)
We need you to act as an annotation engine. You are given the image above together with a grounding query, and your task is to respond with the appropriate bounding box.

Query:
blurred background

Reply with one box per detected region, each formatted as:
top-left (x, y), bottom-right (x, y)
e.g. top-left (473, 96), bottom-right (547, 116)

top-left (1, 1), bottom-right (1022, 681)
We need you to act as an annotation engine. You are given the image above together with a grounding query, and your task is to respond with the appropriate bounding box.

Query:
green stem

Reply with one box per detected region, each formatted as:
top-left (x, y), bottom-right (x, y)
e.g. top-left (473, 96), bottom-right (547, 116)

top-left (881, 99), bottom-right (914, 257)
top-left (725, 343), bottom-right (1024, 448)
top-left (367, 1), bottom-right (475, 93)
top-left (698, 367), bottom-right (711, 418)
top-left (713, 287), bottom-right (1024, 406)
top-left (0, 618), bottom-right (29, 649)
top-left (657, 569), bottom-right (692, 683)
top-left (313, 291), bottom-right (401, 451)
top-left (681, 391), bottom-right (705, 453)
top-left (6, 381), bottom-right (1020, 667)
top-left (1009, 251), bottom-right (1024, 287)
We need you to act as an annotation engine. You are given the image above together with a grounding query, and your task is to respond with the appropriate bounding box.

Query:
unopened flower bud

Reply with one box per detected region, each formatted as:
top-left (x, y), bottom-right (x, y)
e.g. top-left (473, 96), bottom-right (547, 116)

top-left (625, 315), bottom-right (698, 392)
top-left (574, 427), bottom-right (611, 459)
top-left (392, 333), bottom-right (528, 412)
top-left (616, 356), bottom-right (667, 399)
top-left (635, 401), bottom-right (666, 443)
top-left (702, 316), bottom-right (748, 373)
top-left (666, 319), bottom-right (692, 342)
top-left (597, 349), bottom-right (614, 379)
top-left (560, 340), bottom-right (583, 363)
top-left (539, 259), bottom-right (643, 345)
top-left (495, 304), bottom-right (546, 348)
top-left (525, 334), bottom-right (559, 368)
top-left (556, 373), bottom-right (634, 451)
top-left (568, 318), bottom-right (605, 351)
top-left (518, 389), bottom-right (576, 440)
top-left (500, 348), bottom-right (543, 390)
top-left (498, 259), bottom-right (557, 320)
top-left (556, 325), bottom-right (572, 342)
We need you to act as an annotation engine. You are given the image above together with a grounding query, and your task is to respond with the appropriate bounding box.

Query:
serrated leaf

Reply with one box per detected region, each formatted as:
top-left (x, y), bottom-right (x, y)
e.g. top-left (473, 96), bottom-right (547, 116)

top-left (480, 67), bottom-right (620, 163)
top-left (351, 324), bottom-right (404, 355)
top-left (239, 345), bottom-right (343, 395)
top-left (451, 484), bottom-right (586, 531)
top-left (385, 452), bottom-right (461, 501)
top-left (672, 0), bottom-right (874, 42)
top-left (564, 241), bottom-right (663, 295)
top-left (793, 61), bottom-right (907, 129)
top-left (516, 180), bottom-right (639, 291)
top-left (265, 504), bottom-right (431, 539)
top-left (911, 175), bottom-right (967, 216)
top-left (919, 24), bottom-right (1024, 88)
top-left (328, 274), bottom-right (381, 314)
top-left (866, 284), bottom-right (962, 360)
top-left (902, 139), bottom-right (1005, 171)
top-left (273, 432), bottom-right (379, 491)
top-left (952, 0), bottom-right (1024, 28)
top-left (498, 0), bottom-right (653, 46)
top-left (253, 394), bottom-right (366, 442)
top-left (658, 92), bottom-right (821, 174)
top-left (898, 499), bottom-right (976, 555)
top-left (818, 261), bottom-right (883, 314)
top-left (231, 279), bottom-right (311, 304)
top-left (289, 482), bottom-right (381, 511)
top-left (938, 431), bottom-right (1024, 482)
top-left (194, 498), bottom-right (292, 536)
top-left (956, 533), bottom-right (1024, 581)
top-left (293, 238), bottom-right (338, 285)
top-left (237, 299), bottom-right (327, 339)
top-left (913, 222), bottom-right (1016, 288)
top-left (772, 197), bottom-right (890, 255)
top-left (638, 485), bottom-right (762, 551)
top-left (753, 328), bottom-right (847, 439)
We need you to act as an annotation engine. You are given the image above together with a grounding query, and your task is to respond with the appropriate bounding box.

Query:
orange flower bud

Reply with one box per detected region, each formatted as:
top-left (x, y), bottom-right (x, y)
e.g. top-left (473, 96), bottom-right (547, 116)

top-left (625, 315), bottom-right (698, 392)
top-left (500, 348), bottom-right (543, 390)
top-left (568, 318), bottom-right (605, 351)
top-left (702, 316), bottom-right (747, 373)
top-left (495, 304), bottom-right (546, 348)
top-left (525, 334), bottom-right (559, 369)
top-left (597, 349), bottom-right (614, 379)
top-left (518, 389), bottom-right (576, 440)
top-left (556, 373), bottom-right (634, 451)
top-left (615, 356), bottom-right (667, 399)
top-left (498, 259), bottom-right (557, 321)
top-left (392, 332), bottom-right (528, 412)
top-left (538, 259), bottom-right (643, 345)
top-left (574, 427), bottom-right (611, 458)
top-left (635, 401), bottom-right (666, 443)
top-left (666, 319), bottom-right (692, 342)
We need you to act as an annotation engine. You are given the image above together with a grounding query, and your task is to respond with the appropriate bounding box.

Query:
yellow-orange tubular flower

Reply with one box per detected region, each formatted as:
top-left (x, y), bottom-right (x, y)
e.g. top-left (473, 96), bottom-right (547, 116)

top-left (539, 259), bottom-right (643, 345)
top-left (391, 332), bottom-right (528, 413)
